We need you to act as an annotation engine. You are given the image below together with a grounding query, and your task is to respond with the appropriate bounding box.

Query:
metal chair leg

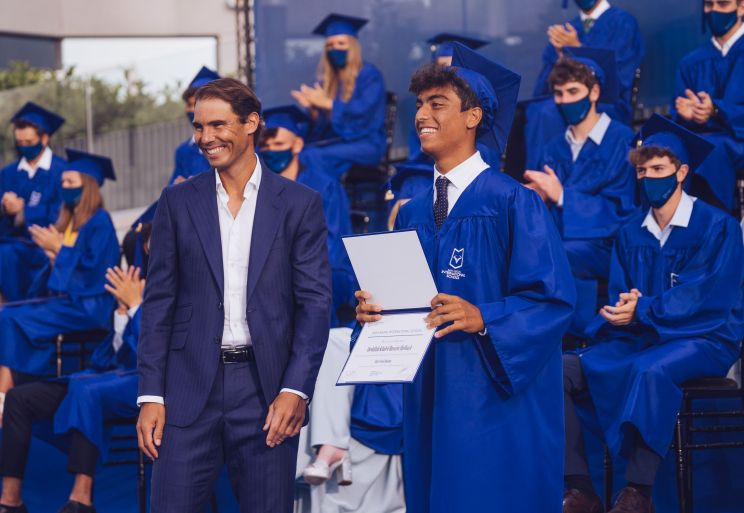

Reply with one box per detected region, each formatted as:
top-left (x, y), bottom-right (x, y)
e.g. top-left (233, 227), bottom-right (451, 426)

top-left (684, 397), bottom-right (694, 513)
top-left (138, 449), bottom-right (147, 513)
top-left (603, 445), bottom-right (613, 511)
top-left (675, 413), bottom-right (689, 513)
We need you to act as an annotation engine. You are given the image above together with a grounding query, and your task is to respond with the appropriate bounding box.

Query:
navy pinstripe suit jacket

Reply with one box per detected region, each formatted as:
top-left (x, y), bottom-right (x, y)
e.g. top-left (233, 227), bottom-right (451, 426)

top-left (137, 167), bottom-right (332, 427)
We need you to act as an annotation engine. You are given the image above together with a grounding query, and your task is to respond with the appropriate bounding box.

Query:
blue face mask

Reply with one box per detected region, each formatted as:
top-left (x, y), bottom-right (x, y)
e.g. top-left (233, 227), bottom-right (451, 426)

top-left (16, 142), bottom-right (44, 161)
top-left (557, 95), bottom-right (592, 126)
top-left (186, 111), bottom-right (195, 124)
top-left (61, 186), bottom-right (83, 208)
top-left (261, 149), bottom-right (294, 174)
top-left (706, 10), bottom-right (740, 37)
top-left (327, 49), bottom-right (348, 69)
top-left (574, 0), bottom-right (599, 11)
top-left (640, 171), bottom-right (679, 209)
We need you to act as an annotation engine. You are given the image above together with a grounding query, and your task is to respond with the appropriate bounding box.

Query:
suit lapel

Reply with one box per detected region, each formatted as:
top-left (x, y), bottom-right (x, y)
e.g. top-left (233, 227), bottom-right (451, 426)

top-left (186, 173), bottom-right (224, 295)
top-left (247, 169), bottom-right (286, 302)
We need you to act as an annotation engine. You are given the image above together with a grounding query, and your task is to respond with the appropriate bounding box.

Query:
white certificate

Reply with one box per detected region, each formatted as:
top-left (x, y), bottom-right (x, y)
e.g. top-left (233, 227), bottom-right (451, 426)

top-left (337, 312), bottom-right (436, 385)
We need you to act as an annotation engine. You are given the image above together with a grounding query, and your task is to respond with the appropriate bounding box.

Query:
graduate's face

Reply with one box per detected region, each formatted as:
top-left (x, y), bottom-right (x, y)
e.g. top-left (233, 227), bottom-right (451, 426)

top-left (552, 81), bottom-right (599, 105)
top-left (259, 127), bottom-right (304, 154)
top-left (325, 35), bottom-right (352, 50)
top-left (635, 156), bottom-right (689, 183)
top-left (703, 0), bottom-right (742, 14)
top-left (193, 97), bottom-right (260, 170)
top-left (61, 171), bottom-right (84, 189)
top-left (184, 95), bottom-right (197, 115)
top-left (14, 125), bottom-right (47, 148)
top-left (415, 86), bottom-right (482, 157)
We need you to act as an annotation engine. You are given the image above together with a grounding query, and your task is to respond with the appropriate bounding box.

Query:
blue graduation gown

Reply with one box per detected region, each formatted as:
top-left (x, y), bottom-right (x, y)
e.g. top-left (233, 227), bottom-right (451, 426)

top-left (0, 209), bottom-right (120, 375)
top-left (581, 200), bottom-right (744, 458)
top-left (525, 6), bottom-right (645, 168)
top-left (53, 309), bottom-right (141, 460)
top-left (671, 37), bottom-right (744, 210)
top-left (396, 170), bottom-right (576, 513)
top-left (167, 137), bottom-right (210, 185)
top-left (301, 62), bottom-right (387, 180)
top-left (538, 119), bottom-right (637, 332)
top-left (296, 166), bottom-right (355, 326)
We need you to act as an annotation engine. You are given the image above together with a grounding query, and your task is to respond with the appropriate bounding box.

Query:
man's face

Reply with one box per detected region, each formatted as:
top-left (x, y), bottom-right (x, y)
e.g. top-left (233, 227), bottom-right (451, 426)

top-left (704, 0), bottom-right (742, 14)
top-left (635, 155), bottom-right (686, 182)
top-left (14, 125), bottom-right (47, 148)
top-left (259, 127), bottom-right (299, 153)
top-left (193, 97), bottom-right (259, 170)
top-left (415, 85), bottom-right (480, 158)
top-left (553, 81), bottom-right (597, 104)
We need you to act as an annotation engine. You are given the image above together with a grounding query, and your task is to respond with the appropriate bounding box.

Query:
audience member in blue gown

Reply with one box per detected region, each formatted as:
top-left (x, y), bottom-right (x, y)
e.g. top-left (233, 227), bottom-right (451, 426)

top-left (0, 103), bottom-right (66, 302)
top-left (0, 150), bottom-right (120, 405)
top-left (167, 66), bottom-right (220, 186)
top-left (525, 0), bottom-right (645, 169)
top-left (292, 14), bottom-right (386, 181)
top-left (524, 49), bottom-right (637, 336)
top-left (258, 105), bottom-right (355, 327)
top-left (0, 231), bottom-right (148, 513)
top-left (671, 0), bottom-right (744, 211)
top-left (562, 115), bottom-right (744, 513)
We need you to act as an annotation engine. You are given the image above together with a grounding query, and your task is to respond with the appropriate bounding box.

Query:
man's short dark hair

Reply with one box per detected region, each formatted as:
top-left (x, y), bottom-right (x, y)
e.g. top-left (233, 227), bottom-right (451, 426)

top-left (408, 63), bottom-right (481, 112)
top-left (181, 85), bottom-right (198, 103)
top-left (628, 146), bottom-right (683, 169)
top-left (13, 120), bottom-right (44, 137)
top-left (548, 57), bottom-right (599, 91)
top-left (258, 127), bottom-right (279, 148)
top-left (195, 78), bottom-right (262, 143)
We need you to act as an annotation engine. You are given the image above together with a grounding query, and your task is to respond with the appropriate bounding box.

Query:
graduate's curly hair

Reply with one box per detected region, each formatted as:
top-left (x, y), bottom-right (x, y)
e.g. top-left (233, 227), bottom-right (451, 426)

top-left (408, 63), bottom-right (480, 112)
top-left (548, 58), bottom-right (599, 91)
top-left (195, 78), bottom-right (262, 143)
top-left (628, 146), bottom-right (683, 170)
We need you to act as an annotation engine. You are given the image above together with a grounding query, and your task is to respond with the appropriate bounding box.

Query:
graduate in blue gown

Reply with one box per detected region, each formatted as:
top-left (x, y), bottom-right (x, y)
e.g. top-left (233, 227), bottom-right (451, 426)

top-left (671, 0), bottom-right (744, 211)
top-left (525, 0), bottom-right (644, 169)
top-left (0, 234), bottom-right (147, 513)
top-left (292, 14), bottom-right (386, 181)
top-left (258, 105), bottom-right (355, 327)
top-left (355, 43), bottom-right (576, 513)
top-left (524, 49), bottom-right (637, 336)
top-left (0, 149), bottom-right (120, 398)
top-left (0, 103), bottom-right (66, 302)
top-left (562, 115), bottom-right (744, 513)
top-left (167, 66), bottom-right (220, 186)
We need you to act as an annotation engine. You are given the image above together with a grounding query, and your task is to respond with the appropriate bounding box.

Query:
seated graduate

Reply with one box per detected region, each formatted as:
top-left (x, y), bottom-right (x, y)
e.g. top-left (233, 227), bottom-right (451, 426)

top-left (0, 231), bottom-right (148, 513)
top-left (0, 149), bottom-right (121, 406)
top-left (291, 13), bottom-right (386, 181)
top-left (671, 0), bottom-right (744, 211)
top-left (562, 115), bottom-right (744, 513)
top-left (356, 43), bottom-right (575, 513)
top-left (524, 49), bottom-right (636, 335)
top-left (524, 0), bottom-right (644, 168)
top-left (296, 327), bottom-right (404, 513)
top-left (0, 103), bottom-right (65, 302)
top-left (258, 105), bottom-right (355, 327)
top-left (167, 66), bottom-right (221, 186)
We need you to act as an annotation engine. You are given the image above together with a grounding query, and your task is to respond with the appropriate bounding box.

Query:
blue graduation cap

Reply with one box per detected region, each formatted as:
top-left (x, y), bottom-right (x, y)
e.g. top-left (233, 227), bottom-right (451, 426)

top-left (427, 33), bottom-right (489, 58)
top-left (132, 201), bottom-right (158, 228)
top-left (633, 114), bottom-right (715, 172)
top-left (263, 105), bottom-right (311, 139)
top-left (450, 42), bottom-right (521, 155)
top-left (11, 102), bottom-right (65, 136)
top-left (65, 149), bottom-right (117, 186)
top-left (313, 13), bottom-right (368, 37)
top-left (563, 47), bottom-right (620, 104)
top-left (189, 66), bottom-right (220, 89)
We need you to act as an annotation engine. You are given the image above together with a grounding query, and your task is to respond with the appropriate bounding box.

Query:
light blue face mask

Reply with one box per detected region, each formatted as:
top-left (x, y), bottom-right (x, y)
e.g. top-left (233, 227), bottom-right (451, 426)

top-left (327, 49), bottom-right (348, 69)
top-left (261, 149), bottom-right (294, 174)
top-left (16, 142), bottom-right (44, 161)
top-left (706, 10), bottom-right (740, 37)
top-left (557, 95), bottom-right (592, 126)
top-left (640, 170), bottom-right (679, 208)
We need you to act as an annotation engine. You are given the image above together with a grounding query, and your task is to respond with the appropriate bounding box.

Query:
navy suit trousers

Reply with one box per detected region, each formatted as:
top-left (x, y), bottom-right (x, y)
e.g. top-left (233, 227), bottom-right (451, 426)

top-left (150, 359), bottom-right (298, 512)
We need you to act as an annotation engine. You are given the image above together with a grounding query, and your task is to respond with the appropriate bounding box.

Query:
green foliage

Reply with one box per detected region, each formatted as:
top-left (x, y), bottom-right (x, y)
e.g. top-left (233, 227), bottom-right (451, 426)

top-left (0, 62), bottom-right (185, 162)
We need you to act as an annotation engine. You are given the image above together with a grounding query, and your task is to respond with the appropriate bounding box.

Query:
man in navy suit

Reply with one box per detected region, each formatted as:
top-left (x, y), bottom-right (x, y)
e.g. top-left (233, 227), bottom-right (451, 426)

top-left (136, 78), bottom-right (332, 512)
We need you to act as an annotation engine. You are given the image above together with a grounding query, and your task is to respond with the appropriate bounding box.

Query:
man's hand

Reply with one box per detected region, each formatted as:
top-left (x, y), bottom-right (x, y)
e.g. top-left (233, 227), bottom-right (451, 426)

top-left (263, 392), bottom-right (306, 448)
top-left (137, 402), bottom-right (166, 459)
top-left (28, 224), bottom-right (63, 255)
top-left (548, 23), bottom-right (581, 51)
top-left (172, 175), bottom-right (187, 185)
top-left (600, 288), bottom-right (642, 326)
top-left (355, 290), bottom-right (382, 324)
top-left (691, 91), bottom-right (715, 125)
top-left (2, 192), bottom-right (24, 216)
top-left (675, 94), bottom-right (695, 121)
top-left (523, 165), bottom-right (563, 204)
top-left (104, 266), bottom-right (145, 310)
top-left (426, 293), bottom-right (485, 339)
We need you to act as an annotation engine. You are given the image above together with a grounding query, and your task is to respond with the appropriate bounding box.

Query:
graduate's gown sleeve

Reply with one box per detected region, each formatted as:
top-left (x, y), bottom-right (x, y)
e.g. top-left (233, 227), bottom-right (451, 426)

top-left (633, 217), bottom-right (744, 343)
top-left (330, 64), bottom-right (386, 142)
top-left (475, 187), bottom-right (576, 396)
top-left (23, 156), bottom-right (63, 228)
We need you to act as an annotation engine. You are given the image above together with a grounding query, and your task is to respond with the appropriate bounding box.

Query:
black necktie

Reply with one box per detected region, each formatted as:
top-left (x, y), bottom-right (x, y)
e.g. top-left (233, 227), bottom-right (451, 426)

top-left (434, 176), bottom-right (449, 228)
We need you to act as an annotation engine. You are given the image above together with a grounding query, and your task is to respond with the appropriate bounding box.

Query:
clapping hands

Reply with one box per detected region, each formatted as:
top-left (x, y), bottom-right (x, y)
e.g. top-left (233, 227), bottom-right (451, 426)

top-left (291, 83), bottom-right (333, 111)
top-left (600, 288), bottom-right (642, 326)
top-left (675, 89), bottom-right (715, 125)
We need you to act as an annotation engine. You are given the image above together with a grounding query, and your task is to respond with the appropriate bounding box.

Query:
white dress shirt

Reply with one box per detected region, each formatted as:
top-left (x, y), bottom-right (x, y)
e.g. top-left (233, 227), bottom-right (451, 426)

top-left (580, 0), bottom-right (610, 21)
top-left (112, 305), bottom-right (140, 353)
top-left (565, 112), bottom-right (612, 162)
top-left (17, 146), bottom-right (53, 179)
top-left (712, 20), bottom-right (744, 57)
top-left (433, 151), bottom-right (489, 213)
top-left (641, 192), bottom-right (696, 248)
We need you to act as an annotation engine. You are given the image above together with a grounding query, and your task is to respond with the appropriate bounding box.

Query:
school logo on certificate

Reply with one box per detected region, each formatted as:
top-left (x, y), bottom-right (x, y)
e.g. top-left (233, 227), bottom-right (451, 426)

top-left (442, 248), bottom-right (466, 280)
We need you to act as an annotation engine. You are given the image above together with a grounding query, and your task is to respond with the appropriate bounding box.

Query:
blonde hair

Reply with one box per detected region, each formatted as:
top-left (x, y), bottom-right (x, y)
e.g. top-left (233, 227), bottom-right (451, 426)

top-left (55, 173), bottom-right (104, 232)
top-left (318, 37), bottom-right (363, 103)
